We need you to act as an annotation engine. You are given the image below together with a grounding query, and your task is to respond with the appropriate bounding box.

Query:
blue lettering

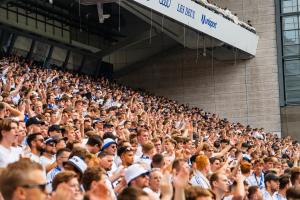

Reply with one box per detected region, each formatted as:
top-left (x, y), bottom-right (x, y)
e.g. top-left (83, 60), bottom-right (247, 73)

top-left (185, 8), bottom-right (195, 19)
top-left (177, 4), bottom-right (195, 19)
top-left (177, 4), bottom-right (185, 13)
top-left (201, 14), bottom-right (217, 29)
top-left (159, 0), bottom-right (171, 8)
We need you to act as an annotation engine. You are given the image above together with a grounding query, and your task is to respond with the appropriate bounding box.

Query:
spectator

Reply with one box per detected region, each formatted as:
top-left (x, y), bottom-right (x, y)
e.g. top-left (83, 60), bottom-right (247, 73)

top-left (52, 171), bottom-right (83, 200)
top-left (26, 132), bottom-right (45, 164)
top-left (190, 155), bottom-right (211, 189)
top-left (125, 164), bottom-right (149, 189)
top-left (262, 173), bottom-right (279, 200)
top-left (46, 148), bottom-right (71, 192)
top-left (0, 158), bottom-right (46, 200)
top-left (40, 137), bottom-right (57, 172)
top-left (273, 175), bottom-right (291, 200)
top-left (0, 119), bottom-right (20, 168)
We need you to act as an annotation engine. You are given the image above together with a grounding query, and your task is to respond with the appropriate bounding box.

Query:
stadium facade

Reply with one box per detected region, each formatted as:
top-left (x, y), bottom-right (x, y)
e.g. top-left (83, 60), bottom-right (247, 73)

top-left (0, 0), bottom-right (299, 139)
top-left (116, 0), bottom-right (286, 137)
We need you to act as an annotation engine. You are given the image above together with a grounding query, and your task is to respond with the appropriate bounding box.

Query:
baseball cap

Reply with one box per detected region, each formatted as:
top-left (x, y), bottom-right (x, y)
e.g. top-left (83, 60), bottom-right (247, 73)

top-left (63, 156), bottom-right (87, 174)
top-left (125, 164), bottom-right (149, 184)
top-left (103, 123), bottom-right (114, 128)
top-left (44, 137), bottom-right (57, 145)
top-left (93, 118), bottom-right (104, 124)
top-left (26, 117), bottom-right (45, 127)
top-left (101, 138), bottom-right (117, 151)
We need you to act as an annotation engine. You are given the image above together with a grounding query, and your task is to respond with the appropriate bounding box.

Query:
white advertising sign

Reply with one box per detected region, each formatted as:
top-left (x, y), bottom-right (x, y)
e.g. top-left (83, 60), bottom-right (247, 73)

top-left (131, 0), bottom-right (259, 56)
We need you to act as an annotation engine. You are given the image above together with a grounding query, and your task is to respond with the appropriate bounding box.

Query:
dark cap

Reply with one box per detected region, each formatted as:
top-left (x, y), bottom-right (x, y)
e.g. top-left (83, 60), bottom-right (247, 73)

top-left (26, 117), bottom-right (45, 127)
top-left (48, 125), bottom-right (62, 133)
top-left (44, 137), bottom-right (57, 145)
top-left (103, 123), bottom-right (114, 128)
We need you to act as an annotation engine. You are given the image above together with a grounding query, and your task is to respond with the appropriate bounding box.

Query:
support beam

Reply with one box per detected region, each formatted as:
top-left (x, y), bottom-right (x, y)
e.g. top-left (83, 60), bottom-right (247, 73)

top-left (77, 55), bottom-right (86, 73)
top-left (44, 45), bottom-right (54, 67)
top-left (62, 49), bottom-right (71, 69)
top-left (6, 33), bottom-right (17, 55)
top-left (26, 39), bottom-right (36, 60)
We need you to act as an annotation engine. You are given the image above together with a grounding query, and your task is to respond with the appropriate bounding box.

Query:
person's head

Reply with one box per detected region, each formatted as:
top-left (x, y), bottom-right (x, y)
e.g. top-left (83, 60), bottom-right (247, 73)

top-left (56, 148), bottom-right (71, 167)
top-left (196, 155), bottom-right (210, 174)
top-left (185, 186), bottom-right (213, 200)
top-left (86, 135), bottom-right (102, 154)
top-left (0, 118), bottom-right (18, 146)
top-left (48, 125), bottom-right (62, 138)
top-left (264, 173), bottom-right (279, 193)
top-left (164, 139), bottom-right (176, 153)
top-left (52, 171), bottom-right (82, 199)
top-left (26, 133), bottom-right (45, 152)
top-left (118, 146), bottom-right (134, 167)
top-left (26, 117), bottom-right (44, 133)
top-left (253, 159), bottom-right (263, 175)
top-left (34, 101), bottom-right (44, 115)
top-left (149, 170), bottom-right (162, 192)
top-left (101, 138), bottom-right (117, 155)
top-left (152, 138), bottom-right (162, 153)
top-left (125, 164), bottom-right (149, 189)
top-left (81, 167), bottom-right (105, 192)
top-left (98, 152), bottom-right (114, 171)
top-left (151, 154), bottom-right (165, 169)
top-left (291, 167), bottom-right (300, 186)
top-left (0, 158), bottom-right (46, 200)
top-left (118, 187), bottom-right (150, 200)
top-left (142, 141), bottom-right (156, 157)
top-left (279, 175), bottom-right (291, 191)
top-left (202, 144), bottom-right (214, 158)
top-left (248, 186), bottom-right (263, 200)
top-left (240, 160), bottom-right (252, 175)
top-left (44, 138), bottom-right (57, 155)
top-left (137, 130), bottom-right (149, 144)
top-left (263, 157), bottom-right (274, 171)
top-left (63, 156), bottom-right (87, 180)
top-left (209, 157), bottom-right (221, 172)
top-left (210, 173), bottom-right (230, 194)
top-left (287, 186), bottom-right (300, 200)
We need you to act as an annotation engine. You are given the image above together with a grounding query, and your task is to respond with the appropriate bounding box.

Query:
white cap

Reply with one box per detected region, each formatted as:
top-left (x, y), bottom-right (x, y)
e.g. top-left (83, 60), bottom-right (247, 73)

top-left (64, 156), bottom-right (87, 174)
top-left (125, 164), bottom-right (149, 184)
top-left (101, 138), bottom-right (117, 151)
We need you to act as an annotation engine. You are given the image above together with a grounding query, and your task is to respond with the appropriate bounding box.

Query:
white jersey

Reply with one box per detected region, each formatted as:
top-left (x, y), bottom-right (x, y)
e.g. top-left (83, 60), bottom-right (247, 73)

top-left (0, 145), bottom-right (21, 168)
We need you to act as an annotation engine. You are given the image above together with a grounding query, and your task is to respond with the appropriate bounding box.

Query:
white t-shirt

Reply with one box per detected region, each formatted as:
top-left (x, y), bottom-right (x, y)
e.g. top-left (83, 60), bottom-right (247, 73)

top-left (0, 145), bottom-right (21, 168)
top-left (40, 155), bottom-right (56, 168)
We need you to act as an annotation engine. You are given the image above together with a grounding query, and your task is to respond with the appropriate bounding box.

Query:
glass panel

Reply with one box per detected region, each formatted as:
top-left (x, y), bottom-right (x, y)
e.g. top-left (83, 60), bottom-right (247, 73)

top-left (283, 45), bottom-right (300, 56)
top-left (285, 59), bottom-right (300, 75)
top-left (283, 30), bottom-right (300, 45)
top-left (282, 16), bottom-right (298, 30)
top-left (286, 90), bottom-right (300, 103)
top-left (32, 41), bottom-right (50, 62)
top-left (285, 75), bottom-right (300, 90)
top-left (282, 0), bottom-right (298, 13)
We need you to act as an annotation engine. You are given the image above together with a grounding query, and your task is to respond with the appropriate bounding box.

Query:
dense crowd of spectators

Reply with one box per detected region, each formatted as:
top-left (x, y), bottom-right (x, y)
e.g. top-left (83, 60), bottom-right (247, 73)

top-left (194, 0), bottom-right (256, 33)
top-left (0, 55), bottom-right (300, 200)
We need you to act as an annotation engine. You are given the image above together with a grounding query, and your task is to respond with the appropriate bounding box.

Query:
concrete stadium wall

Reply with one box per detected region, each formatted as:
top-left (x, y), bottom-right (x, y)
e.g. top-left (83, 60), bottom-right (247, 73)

top-left (117, 0), bottom-right (281, 133)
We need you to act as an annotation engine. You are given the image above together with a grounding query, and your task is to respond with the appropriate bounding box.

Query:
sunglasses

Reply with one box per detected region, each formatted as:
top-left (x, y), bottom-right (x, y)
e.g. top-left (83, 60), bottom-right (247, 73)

top-left (21, 183), bottom-right (47, 192)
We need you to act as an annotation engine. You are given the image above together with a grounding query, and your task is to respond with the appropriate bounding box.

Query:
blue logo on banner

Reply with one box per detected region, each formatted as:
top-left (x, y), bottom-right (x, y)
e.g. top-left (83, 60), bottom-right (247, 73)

top-left (201, 15), bottom-right (217, 28)
top-left (159, 0), bottom-right (171, 8)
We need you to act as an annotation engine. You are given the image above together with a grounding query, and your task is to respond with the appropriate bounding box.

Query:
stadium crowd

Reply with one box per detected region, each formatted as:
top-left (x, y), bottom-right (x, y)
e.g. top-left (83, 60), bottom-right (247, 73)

top-left (0, 55), bottom-right (299, 200)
